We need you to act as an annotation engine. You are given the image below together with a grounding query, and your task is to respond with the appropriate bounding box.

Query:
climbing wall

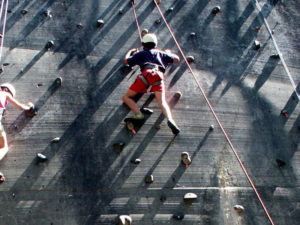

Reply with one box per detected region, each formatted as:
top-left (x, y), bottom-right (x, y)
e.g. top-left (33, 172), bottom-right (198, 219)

top-left (0, 0), bottom-right (299, 225)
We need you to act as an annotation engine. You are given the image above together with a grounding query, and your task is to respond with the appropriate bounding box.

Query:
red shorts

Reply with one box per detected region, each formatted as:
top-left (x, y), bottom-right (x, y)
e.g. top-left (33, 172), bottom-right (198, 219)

top-left (130, 69), bottom-right (164, 93)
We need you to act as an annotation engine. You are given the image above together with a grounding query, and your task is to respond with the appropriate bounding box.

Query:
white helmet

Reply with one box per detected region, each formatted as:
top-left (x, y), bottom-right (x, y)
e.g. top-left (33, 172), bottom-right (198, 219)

top-left (1, 83), bottom-right (16, 97)
top-left (142, 33), bottom-right (157, 46)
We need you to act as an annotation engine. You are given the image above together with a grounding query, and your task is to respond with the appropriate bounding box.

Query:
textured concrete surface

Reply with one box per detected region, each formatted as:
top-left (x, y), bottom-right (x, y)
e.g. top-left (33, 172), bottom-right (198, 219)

top-left (0, 0), bottom-right (299, 224)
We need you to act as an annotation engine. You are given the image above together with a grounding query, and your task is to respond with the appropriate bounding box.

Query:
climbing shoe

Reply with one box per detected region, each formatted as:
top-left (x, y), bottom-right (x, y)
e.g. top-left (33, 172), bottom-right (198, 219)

top-left (167, 120), bottom-right (180, 135)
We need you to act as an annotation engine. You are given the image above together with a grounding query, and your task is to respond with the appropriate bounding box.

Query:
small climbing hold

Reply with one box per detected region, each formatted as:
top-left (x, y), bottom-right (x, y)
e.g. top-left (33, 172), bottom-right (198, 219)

top-left (276, 159), bottom-right (286, 168)
top-left (155, 19), bottom-right (161, 24)
top-left (55, 77), bottom-right (62, 86)
top-left (130, 158), bottom-right (141, 164)
top-left (0, 172), bottom-right (5, 183)
top-left (280, 109), bottom-right (288, 118)
top-left (119, 9), bottom-right (124, 15)
top-left (97, 19), bottom-right (104, 28)
top-left (77, 23), bottom-right (83, 29)
top-left (0, 65), bottom-right (4, 74)
top-left (155, 124), bottom-right (161, 130)
top-left (160, 194), bottom-right (167, 201)
top-left (234, 205), bottom-right (245, 213)
top-left (37, 83), bottom-right (43, 87)
top-left (212, 6), bottom-right (221, 14)
top-left (113, 142), bottom-right (125, 152)
top-left (173, 212), bottom-right (184, 220)
top-left (12, 193), bottom-right (16, 198)
top-left (255, 26), bottom-right (261, 32)
top-left (175, 91), bottom-right (182, 99)
top-left (145, 174), bottom-right (154, 183)
top-left (184, 193), bottom-right (198, 202)
top-left (186, 56), bottom-right (194, 63)
top-left (25, 104), bottom-right (36, 117)
top-left (168, 7), bottom-right (174, 12)
top-left (45, 40), bottom-right (54, 50)
top-left (254, 40), bottom-right (261, 50)
top-left (43, 10), bottom-right (52, 18)
top-left (7, 9), bottom-right (12, 13)
top-left (21, 9), bottom-right (28, 15)
top-left (190, 32), bottom-right (196, 37)
top-left (181, 152), bottom-right (191, 167)
top-left (141, 28), bottom-right (148, 37)
top-left (118, 215), bottom-right (132, 225)
top-left (270, 54), bottom-right (280, 60)
top-left (209, 124), bottom-right (214, 131)
top-left (36, 153), bottom-right (47, 163)
top-left (51, 137), bottom-right (61, 143)
top-left (3, 63), bottom-right (9, 66)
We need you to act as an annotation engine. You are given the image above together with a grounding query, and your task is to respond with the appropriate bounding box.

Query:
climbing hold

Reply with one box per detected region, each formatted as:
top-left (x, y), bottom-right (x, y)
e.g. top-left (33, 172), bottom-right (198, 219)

top-left (270, 54), bottom-right (280, 60)
top-left (175, 91), bottom-right (182, 99)
top-left (55, 77), bottom-right (62, 86)
top-left (0, 172), bottom-right (5, 183)
top-left (21, 9), bottom-right (28, 15)
top-left (190, 32), bottom-right (196, 37)
top-left (181, 152), bottom-right (191, 167)
top-left (160, 194), bottom-right (167, 201)
top-left (145, 174), bottom-right (154, 183)
top-left (280, 109), bottom-right (288, 118)
top-left (36, 153), bottom-right (47, 163)
top-left (118, 215), bottom-right (132, 225)
top-left (43, 10), bottom-right (52, 18)
top-left (141, 107), bottom-right (153, 114)
top-left (141, 28), bottom-right (148, 37)
top-left (3, 63), bottom-right (9, 66)
top-left (186, 56), bottom-right (194, 63)
top-left (234, 205), bottom-right (245, 213)
top-left (130, 158), bottom-right (141, 164)
top-left (209, 124), bottom-right (214, 131)
top-left (173, 212), bottom-right (184, 220)
top-left (77, 23), bottom-right (83, 29)
top-left (254, 40), bottom-right (261, 50)
top-left (155, 124), bottom-right (161, 130)
top-left (212, 6), bottom-right (221, 14)
top-left (25, 104), bottom-right (36, 117)
top-left (168, 7), bottom-right (174, 12)
top-left (184, 193), bottom-right (198, 202)
top-left (276, 159), bottom-right (286, 168)
top-left (51, 137), bottom-right (61, 143)
top-left (119, 9), bottom-right (124, 15)
top-left (113, 142), bottom-right (125, 152)
top-left (7, 9), bottom-right (12, 13)
top-left (255, 26), bottom-right (261, 32)
top-left (97, 19), bottom-right (104, 28)
top-left (0, 65), bottom-right (4, 74)
top-left (45, 40), bottom-right (54, 50)
top-left (155, 19), bottom-right (161, 24)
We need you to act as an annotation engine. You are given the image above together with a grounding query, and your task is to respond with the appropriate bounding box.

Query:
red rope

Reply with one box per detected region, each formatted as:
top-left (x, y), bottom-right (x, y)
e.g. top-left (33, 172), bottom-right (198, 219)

top-left (130, 0), bottom-right (142, 42)
top-left (152, 1), bottom-right (276, 225)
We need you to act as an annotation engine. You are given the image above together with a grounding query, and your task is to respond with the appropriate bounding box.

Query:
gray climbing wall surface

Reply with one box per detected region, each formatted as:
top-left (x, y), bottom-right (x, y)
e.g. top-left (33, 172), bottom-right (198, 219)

top-left (0, 0), bottom-right (299, 224)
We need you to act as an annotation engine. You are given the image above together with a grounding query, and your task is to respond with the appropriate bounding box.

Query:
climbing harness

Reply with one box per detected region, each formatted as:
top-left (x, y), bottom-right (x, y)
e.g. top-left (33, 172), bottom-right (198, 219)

top-left (129, 1), bottom-right (277, 225)
top-left (0, 0), bottom-right (8, 63)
